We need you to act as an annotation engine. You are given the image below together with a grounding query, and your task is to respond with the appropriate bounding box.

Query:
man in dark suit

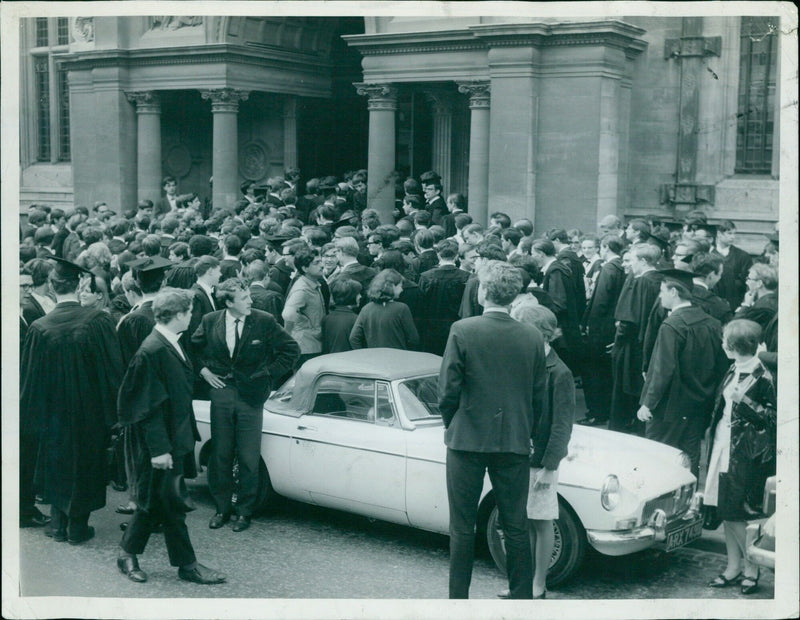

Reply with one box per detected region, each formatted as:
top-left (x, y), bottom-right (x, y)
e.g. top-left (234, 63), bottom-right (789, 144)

top-left (155, 176), bottom-right (179, 217)
top-left (192, 278), bottom-right (299, 532)
top-left (21, 258), bottom-right (55, 325)
top-left (117, 288), bottom-right (225, 585)
top-left (712, 220), bottom-right (753, 311)
top-left (439, 261), bottom-right (547, 600)
top-left (118, 256), bottom-right (171, 366)
top-left (418, 239), bottom-right (470, 355)
top-left (331, 236), bottom-right (377, 306)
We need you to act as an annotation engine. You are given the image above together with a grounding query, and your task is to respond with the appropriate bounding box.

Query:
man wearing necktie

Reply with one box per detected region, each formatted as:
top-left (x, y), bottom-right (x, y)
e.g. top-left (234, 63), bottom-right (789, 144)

top-left (192, 278), bottom-right (299, 532)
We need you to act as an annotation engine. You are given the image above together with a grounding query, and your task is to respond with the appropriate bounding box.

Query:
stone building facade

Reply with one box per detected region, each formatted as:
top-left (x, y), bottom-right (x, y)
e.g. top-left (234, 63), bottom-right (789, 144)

top-left (20, 14), bottom-right (782, 252)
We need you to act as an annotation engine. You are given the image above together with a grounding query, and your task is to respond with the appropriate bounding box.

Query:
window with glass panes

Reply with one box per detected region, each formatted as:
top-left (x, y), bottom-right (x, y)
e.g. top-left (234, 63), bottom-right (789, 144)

top-left (29, 17), bottom-right (71, 162)
top-left (735, 17), bottom-right (778, 174)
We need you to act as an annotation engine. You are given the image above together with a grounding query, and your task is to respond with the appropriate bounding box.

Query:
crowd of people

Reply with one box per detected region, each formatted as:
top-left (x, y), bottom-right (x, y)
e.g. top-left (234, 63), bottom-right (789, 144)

top-left (18, 165), bottom-right (779, 596)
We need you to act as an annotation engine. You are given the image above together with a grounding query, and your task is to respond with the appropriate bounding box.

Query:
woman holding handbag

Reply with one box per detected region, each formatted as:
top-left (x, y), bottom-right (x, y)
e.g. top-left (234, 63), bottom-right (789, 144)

top-left (705, 319), bottom-right (777, 595)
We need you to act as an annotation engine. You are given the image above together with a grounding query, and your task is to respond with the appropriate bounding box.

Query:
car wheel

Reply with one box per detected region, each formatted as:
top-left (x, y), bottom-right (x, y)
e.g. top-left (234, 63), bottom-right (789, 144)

top-left (232, 457), bottom-right (276, 515)
top-left (486, 497), bottom-right (586, 587)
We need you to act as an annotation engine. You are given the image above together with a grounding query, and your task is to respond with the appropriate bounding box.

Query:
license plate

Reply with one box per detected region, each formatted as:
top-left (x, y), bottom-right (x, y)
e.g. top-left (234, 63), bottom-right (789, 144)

top-left (665, 519), bottom-right (703, 552)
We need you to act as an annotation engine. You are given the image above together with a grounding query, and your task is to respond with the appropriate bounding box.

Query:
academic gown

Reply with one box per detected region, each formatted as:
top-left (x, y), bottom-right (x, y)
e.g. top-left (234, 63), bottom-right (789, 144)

top-left (117, 330), bottom-right (200, 510)
top-left (557, 248), bottom-right (587, 318)
top-left (418, 264), bottom-right (470, 355)
top-left (543, 259), bottom-right (582, 372)
top-left (20, 302), bottom-right (123, 515)
top-left (117, 301), bottom-right (155, 367)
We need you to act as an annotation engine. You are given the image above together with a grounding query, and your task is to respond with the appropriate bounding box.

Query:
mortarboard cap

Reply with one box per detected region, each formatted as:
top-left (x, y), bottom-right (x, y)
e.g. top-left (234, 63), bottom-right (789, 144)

top-left (128, 255), bottom-right (173, 274)
top-left (420, 170), bottom-right (442, 184)
top-left (647, 227), bottom-right (671, 251)
top-left (49, 256), bottom-right (93, 279)
top-left (659, 268), bottom-right (696, 290)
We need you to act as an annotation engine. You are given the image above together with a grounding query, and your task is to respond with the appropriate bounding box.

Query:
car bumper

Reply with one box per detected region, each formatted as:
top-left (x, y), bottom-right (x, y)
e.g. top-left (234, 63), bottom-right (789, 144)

top-left (745, 522), bottom-right (775, 571)
top-left (587, 492), bottom-right (704, 556)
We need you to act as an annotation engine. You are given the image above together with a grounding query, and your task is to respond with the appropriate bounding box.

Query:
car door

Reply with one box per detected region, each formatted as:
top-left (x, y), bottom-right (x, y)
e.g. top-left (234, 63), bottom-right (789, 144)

top-left (290, 375), bottom-right (409, 525)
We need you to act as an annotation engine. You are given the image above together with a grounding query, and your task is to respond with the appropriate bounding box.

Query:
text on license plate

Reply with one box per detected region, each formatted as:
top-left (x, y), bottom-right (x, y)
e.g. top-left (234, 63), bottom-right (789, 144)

top-left (665, 520), bottom-right (703, 552)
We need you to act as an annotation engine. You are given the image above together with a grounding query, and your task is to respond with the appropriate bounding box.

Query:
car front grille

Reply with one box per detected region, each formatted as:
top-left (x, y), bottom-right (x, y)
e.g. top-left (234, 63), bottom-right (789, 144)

top-left (641, 482), bottom-right (695, 524)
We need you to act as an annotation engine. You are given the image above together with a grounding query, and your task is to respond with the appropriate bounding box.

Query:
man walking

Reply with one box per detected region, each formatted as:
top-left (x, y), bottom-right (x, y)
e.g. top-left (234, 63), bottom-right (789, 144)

top-left (192, 278), bottom-right (299, 532)
top-left (117, 288), bottom-right (225, 585)
top-left (439, 261), bottom-right (547, 599)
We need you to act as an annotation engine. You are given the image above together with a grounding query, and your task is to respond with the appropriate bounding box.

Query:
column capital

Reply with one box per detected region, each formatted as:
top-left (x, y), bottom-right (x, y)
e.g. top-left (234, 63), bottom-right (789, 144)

top-left (200, 88), bottom-right (250, 113)
top-left (126, 91), bottom-right (161, 113)
top-left (354, 82), bottom-right (398, 111)
top-left (457, 81), bottom-right (491, 110)
top-left (424, 90), bottom-right (455, 116)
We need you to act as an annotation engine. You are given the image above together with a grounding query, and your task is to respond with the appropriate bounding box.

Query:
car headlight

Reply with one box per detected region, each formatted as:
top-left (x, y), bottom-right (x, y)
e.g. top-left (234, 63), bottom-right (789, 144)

top-left (677, 451), bottom-right (692, 471)
top-left (601, 474), bottom-right (620, 511)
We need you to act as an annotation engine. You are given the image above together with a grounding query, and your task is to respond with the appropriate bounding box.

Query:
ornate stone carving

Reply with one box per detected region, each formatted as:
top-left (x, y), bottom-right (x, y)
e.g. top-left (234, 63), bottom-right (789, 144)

top-left (149, 16), bottom-right (204, 31)
top-left (239, 141), bottom-right (270, 181)
top-left (424, 91), bottom-right (455, 116)
top-left (71, 17), bottom-right (94, 43)
top-left (457, 81), bottom-right (491, 109)
top-left (200, 88), bottom-right (250, 113)
top-left (126, 91), bottom-right (161, 114)
top-left (354, 83), bottom-right (398, 111)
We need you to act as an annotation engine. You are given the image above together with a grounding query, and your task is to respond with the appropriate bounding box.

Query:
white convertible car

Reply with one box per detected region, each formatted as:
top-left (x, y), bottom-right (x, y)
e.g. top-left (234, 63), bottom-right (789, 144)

top-left (193, 349), bottom-right (704, 585)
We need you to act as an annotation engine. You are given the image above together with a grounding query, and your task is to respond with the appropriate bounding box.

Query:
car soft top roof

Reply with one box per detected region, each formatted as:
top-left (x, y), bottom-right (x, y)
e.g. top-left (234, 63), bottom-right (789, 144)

top-left (268, 349), bottom-right (442, 416)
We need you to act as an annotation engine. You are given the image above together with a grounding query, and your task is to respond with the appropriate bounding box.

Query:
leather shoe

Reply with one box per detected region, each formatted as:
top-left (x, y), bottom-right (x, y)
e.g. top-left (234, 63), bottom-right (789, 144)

top-left (45, 527), bottom-right (67, 542)
top-left (178, 563), bottom-right (226, 585)
top-left (209, 513), bottom-right (231, 529)
top-left (68, 526), bottom-right (95, 545)
top-left (116, 504), bottom-right (136, 515)
top-left (21, 512), bottom-right (52, 528)
top-left (111, 481), bottom-right (128, 492)
top-left (117, 555), bottom-right (148, 583)
top-left (232, 516), bottom-right (251, 532)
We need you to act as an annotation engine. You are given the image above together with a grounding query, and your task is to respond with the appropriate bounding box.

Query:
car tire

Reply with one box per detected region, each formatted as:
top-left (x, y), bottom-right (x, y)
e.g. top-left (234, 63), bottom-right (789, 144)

top-left (486, 496), bottom-right (586, 587)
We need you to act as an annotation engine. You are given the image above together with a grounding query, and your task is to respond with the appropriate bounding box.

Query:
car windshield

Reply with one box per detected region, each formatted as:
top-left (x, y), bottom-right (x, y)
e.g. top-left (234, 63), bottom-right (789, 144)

top-left (397, 375), bottom-right (441, 421)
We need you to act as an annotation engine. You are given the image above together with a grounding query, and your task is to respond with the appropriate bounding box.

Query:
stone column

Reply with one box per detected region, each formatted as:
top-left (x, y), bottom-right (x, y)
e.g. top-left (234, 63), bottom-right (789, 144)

top-left (283, 96), bottom-right (298, 170)
top-left (457, 81), bottom-right (491, 226)
top-left (126, 91), bottom-right (162, 203)
top-left (355, 83), bottom-right (398, 223)
top-left (201, 88), bottom-right (250, 210)
top-left (425, 91), bottom-right (454, 192)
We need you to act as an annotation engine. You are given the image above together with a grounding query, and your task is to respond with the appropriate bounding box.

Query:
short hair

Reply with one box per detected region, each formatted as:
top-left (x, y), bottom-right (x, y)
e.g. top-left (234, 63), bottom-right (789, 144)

top-left (513, 219), bottom-right (534, 237)
top-left (135, 267), bottom-right (166, 294)
top-left (717, 220), bottom-right (736, 234)
top-left (403, 178), bottom-right (422, 196)
top-left (375, 225), bottom-right (400, 247)
top-left (330, 277), bottom-right (362, 307)
top-left (161, 215), bottom-right (180, 235)
top-left (162, 176), bottom-right (176, 187)
top-left (413, 210), bottom-right (432, 227)
top-left (334, 236), bottom-right (360, 258)
top-left (49, 266), bottom-right (81, 295)
top-left (631, 243), bottom-right (661, 266)
top-left (224, 233), bottom-right (243, 256)
top-left (23, 258), bottom-right (53, 287)
top-left (447, 193), bottom-right (466, 211)
top-left (152, 288), bottom-right (193, 324)
top-left (749, 263), bottom-right (778, 291)
top-left (317, 204), bottom-right (337, 222)
top-left (242, 259), bottom-right (268, 285)
top-left (511, 304), bottom-right (561, 343)
top-left (434, 238), bottom-right (459, 260)
top-left (581, 235), bottom-right (600, 249)
top-left (566, 228), bottom-right (583, 241)
top-left (163, 264), bottom-right (197, 289)
top-left (142, 234), bottom-right (162, 257)
top-left (391, 239), bottom-right (416, 256)
top-left (478, 261), bottom-right (523, 306)
top-left (690, 252), bottom-right (724, 277)
top-left (454, 213), bottom-right (473, 230)
top-left (305, 227), bottom-right (331, 248)
top-left (662, 278), bottom-right (693, 301)
top-left (600, 234), bottom-right (624, 255)
top-left (367, 269), bottom-right (403, 303)
top-left (396, 218), bottom-right (414, 236)
top-left (20, 246), bottom-right (37, 263)
top-left (375, 249), bottom-right (405, 273)
top-left (547, 228), bottom-right (570, 244)
top-left (215, 277), bottom-right (247, 306)
top-left (414, 228), bottom-right (435, 250)
top-left (110, 218), bottom-right (131, 237)
top-left (121, 270), bottom-right (142, 296)
top-left (169, 241), bottom-right (190, 261)
top-left (429, 225), bottom-right (446, 243)
top-left (81, 226), bottom-right (104, 246)
top-left (476, 240), bottom-right (508, 262)
top-left (628, 219), bottom-right (650, 240)
top-left (490, 212), bottom-right (512, 229)
top-left (404, 194), bottom-right (425, 211)
top-left (501, 228), bottom-right (523, 247)
top-left (723, 319), bottom-right (763, 357)
top-left (531, 239), bottom-right (556, 257)
top-left (422, 180), bottom-right (442, 193)
top-left (508, 254), bottom-right (538, 284)
top-left (293, 247), bottom-right (318, 274)
top-left (462, 222), bottom-right (484, 238)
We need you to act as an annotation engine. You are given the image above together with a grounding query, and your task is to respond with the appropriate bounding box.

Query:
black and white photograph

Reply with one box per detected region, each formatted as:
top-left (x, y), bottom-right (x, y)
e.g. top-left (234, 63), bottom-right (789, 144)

top-left (2, 2), bottom-right (797, 619)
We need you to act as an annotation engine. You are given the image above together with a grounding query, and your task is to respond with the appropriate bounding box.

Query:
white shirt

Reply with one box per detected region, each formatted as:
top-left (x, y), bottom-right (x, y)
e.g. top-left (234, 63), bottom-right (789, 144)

top-left (31, 292), bottom-right (56, 315)
top-left (225, 311), bottom-right (244, 357)
top-left (197, 281), bottom-right (216, 310)
top-left (154, 323), bottom-right (186, 361)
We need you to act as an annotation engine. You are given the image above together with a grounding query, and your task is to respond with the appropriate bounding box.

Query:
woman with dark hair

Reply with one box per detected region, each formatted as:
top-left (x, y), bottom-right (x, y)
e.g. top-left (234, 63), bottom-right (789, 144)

top-left (705, 319), bottom-right (776, 595)
top-left (349, 269), bottom-right (419, 351)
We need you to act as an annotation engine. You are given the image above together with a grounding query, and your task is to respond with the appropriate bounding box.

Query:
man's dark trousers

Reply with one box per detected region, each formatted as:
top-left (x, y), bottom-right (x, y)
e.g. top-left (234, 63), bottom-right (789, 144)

top-left (209, 385), bottom-right (263, 517)
top-left (120, 458), bottom-right (196, 567)
top-left (446, 448), bottom-right (532, 599)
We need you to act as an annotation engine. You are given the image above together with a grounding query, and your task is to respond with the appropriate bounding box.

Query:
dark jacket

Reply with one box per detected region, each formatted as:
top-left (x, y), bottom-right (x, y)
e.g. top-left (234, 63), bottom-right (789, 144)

top-left (439, 311), bottom-right (547, 455)
top-left (249, 282), bottom-right (285, 324)
top-left (582, 256), bottom-right (625, 346)
top-left (418, 264), bottom-right (470, 356)
top-left (692, 284), bottom-right (733, 325)
top-left (191, 309), bottom-right (300, 408)
top-left (712, 244), bottom-right (753, 311)
top-left (530, 348), bottom-right (575, 471)
top-left (556, 248), bottom-right (586, 318)
top-left (707, 361), bottom-right (776, 520)
top-left (349, 300), bottom-right (420, 351)
top-left (321, 306), bottom-right (358, 354)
